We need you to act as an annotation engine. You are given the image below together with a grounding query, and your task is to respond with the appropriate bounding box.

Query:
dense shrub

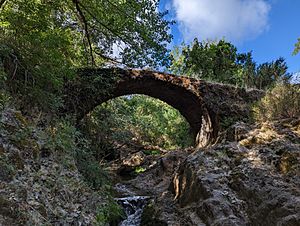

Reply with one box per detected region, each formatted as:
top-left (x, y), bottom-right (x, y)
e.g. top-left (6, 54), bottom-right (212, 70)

top-left (253, 83), bottom-right (300, 121)
top-left (42, 120), bottom-right (108, 189)
top-left (94, 200), bottom-right (124, 226)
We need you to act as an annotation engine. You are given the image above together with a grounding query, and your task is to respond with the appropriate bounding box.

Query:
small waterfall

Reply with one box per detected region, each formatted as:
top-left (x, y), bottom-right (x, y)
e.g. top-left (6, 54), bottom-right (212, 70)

top-left (115, 196), bottom-right (150, 226)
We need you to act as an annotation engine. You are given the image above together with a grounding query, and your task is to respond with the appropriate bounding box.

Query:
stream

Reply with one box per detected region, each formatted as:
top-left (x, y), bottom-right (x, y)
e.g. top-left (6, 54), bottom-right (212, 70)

top-left (114, 183), bottom-right (150, 226)
top-left (115, 196), bottom-right (150, 226)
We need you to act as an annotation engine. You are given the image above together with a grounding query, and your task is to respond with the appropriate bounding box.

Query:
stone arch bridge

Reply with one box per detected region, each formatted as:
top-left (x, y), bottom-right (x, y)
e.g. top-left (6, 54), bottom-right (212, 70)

top-left (63, 68), bottom-right (263, 148)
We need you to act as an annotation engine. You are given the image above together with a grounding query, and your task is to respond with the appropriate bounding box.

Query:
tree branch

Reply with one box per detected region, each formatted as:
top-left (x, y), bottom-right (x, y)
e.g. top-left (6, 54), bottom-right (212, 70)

top-left (78, 2), bottom-right (136, 49)
top-left (0, 0), bottom-right (6, 8)
top-left (72, 0), bottom-right (95, 66)
top-left (78, 2), bottom-right (146, 62)
top-left (94, 51), bottom-right (123, 65)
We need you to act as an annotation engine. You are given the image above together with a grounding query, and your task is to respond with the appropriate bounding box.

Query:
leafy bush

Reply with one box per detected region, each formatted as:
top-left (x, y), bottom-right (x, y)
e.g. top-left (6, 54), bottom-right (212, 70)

top-left (75, 144), bottom-right (108, 189)
top-left (0, 91), bottom-right (11, 111)
top-left (0, 157), bottom-right (16, 182)
top-left (42, 120), bottom-right (108, 189)
top-left (253, 83), bottom-right (300, 121)
top-left (44, 121), bottom-right (79, 155)
top-left (94, 200), bottom-right (124, 226)
top-left (220, 116), bottom-right (238, 130)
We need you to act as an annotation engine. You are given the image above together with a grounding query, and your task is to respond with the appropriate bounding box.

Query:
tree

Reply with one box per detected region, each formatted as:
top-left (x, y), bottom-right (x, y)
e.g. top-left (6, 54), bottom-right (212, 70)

top-left (169, 44), bottom-right (187, 75)
top-left (255, 58), bottom-right (291, 89)
top-left (236, 52), bottom-right (256, 88)
top-left (1, 0), bottom-right (173, 68)
top-left (170, 38), bottom-right (291, 89)
top-left (170, 38), bottom-right (242, 84)
top-left (68, 0), bottom-right (174, 68)
top-left (0, 0), bottom-right (173, 110)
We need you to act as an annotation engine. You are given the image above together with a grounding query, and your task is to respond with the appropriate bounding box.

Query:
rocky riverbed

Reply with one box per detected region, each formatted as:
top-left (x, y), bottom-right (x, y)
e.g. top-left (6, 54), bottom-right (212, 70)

top-left (113, 119), bottom-right (300, 225)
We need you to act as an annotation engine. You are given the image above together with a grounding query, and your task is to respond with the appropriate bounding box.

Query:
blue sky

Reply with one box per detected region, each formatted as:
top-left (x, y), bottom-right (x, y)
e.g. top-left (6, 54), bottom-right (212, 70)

top-left (160, 0), bottom-right (300, 74)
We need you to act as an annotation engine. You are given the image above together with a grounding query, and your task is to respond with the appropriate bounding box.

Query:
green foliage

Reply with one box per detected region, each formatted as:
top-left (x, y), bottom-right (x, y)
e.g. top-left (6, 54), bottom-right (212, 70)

top-left (135, 166), bottom-right (146, 174)
top-left (170, 38), bottom-right (291, 89)
top-left (220, 117), bottom-right (238, 130)
top-left (293, 37), bottom-right (300, 55)
top-left (0, 0), bottom-right (172, 112)
top-left (94, 200), bottom-right (124, 226)
top-left (255, 58), bottom-right (291, 89)
top-left (169, 44), bottom-right (186, 75)
top-left (83, 95), bottom-right (193, 152)
top-left (44, 121), bottom-right (79, 155)
top-left (75, 145), bottom-right (109, 189)
top-left (253, 83), bottom-right (300, 121)
top-left (170, 39), bottom-right (241, 83)
top-left (42, 120), bottom-right (108, 189)
top-left (0, 157), bottom-right (16, 182)
top-left (0, 90), bottom-right (10, 111)
top-left (1, 0), bottom-right (81, 111)
top-left (143, 149), bottom-right (161, 156)
top-left (0, 47), bottom-right (10, 110)
top-left (0, 45), bottom-right (9, 82)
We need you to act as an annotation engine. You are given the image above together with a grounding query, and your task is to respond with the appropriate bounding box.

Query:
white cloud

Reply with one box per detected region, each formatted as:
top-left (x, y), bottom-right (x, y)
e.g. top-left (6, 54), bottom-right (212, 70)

top-left (172, 0), bottom-right (271, 42)
top-left (292, 71), bottom-right (300, 83)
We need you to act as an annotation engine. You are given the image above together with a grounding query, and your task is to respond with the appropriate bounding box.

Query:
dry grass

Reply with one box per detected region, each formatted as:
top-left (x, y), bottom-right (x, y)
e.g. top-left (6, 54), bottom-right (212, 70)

top-left (253, 83), bottom-right (300, 121)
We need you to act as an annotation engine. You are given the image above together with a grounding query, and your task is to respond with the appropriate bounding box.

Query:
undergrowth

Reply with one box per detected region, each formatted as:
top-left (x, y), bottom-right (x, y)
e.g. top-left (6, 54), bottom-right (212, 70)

top-left (253, 83), bottom-right (300, 121)
top-left (0, 102), bottom-right (122, 224)
top-left (94, 199), bottom-right (125, 226)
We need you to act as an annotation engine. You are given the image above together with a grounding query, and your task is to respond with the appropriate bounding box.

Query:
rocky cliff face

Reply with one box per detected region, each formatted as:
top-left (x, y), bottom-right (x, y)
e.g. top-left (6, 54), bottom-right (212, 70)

top-left (0, 108), bottom-right (108, 225)
top-left (140, 119), bottom-right (300, 225)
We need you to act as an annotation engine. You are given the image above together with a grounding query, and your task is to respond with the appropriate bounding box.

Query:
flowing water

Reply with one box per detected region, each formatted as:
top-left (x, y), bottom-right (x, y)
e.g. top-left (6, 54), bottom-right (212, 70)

top-left (115, 196), bottom-right (150, 226)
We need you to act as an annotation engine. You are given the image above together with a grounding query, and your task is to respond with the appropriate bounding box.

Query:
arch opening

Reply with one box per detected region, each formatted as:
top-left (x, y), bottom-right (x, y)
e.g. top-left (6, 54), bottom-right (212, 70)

top-left (113, 75), bottom-right (204, 137)
top-left (81, 94), bottom-right (194, 155)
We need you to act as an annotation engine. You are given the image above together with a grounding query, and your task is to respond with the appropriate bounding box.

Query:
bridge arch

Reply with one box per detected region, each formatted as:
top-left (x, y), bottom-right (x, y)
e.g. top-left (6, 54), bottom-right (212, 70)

top-left (64, 68), bottom-right (217, 147)
top-left (63, 68), bottom-right (262, 148)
